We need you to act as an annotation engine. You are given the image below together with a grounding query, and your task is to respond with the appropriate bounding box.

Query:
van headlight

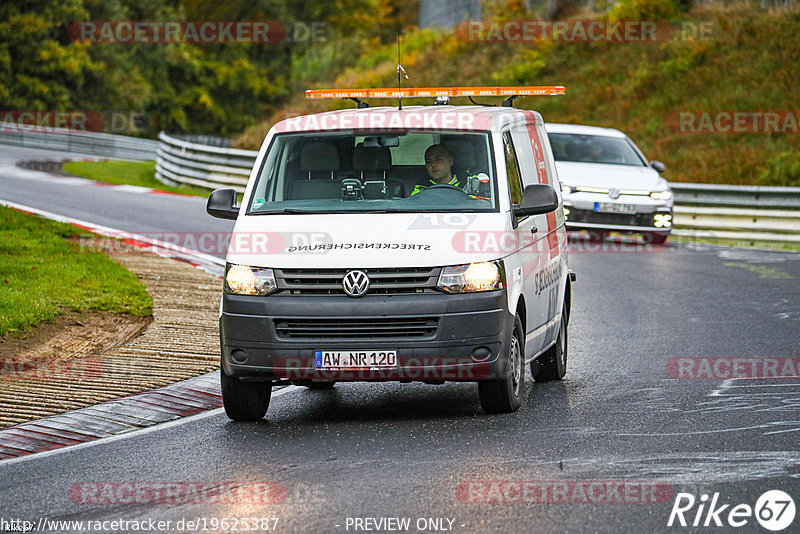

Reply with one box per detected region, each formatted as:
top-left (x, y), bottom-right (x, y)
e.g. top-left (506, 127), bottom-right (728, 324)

top-left (437, 261), bottom-right (506, 293)
top-left (224, 263), bottom-right (277, 295)
top-left (650, 190), bottom-right (672, 200)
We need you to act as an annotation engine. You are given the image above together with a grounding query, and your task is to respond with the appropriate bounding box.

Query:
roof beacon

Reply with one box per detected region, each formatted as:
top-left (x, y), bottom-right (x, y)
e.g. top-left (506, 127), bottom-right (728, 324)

top-left (305, 86), bottom-right (565, 108)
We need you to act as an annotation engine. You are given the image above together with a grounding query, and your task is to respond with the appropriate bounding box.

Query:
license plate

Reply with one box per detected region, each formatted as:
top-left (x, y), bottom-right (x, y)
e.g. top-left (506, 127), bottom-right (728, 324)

top-left (594, 202), bottom-right (636, 214)
top-left (314, 350), bottom-right (398, 369)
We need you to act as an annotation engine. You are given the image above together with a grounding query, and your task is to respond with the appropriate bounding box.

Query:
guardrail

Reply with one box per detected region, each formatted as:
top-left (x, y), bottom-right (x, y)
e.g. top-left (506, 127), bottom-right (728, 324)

top-left (154, 132), bottom-right (258, 193)
top-left (0, 128), bottom-right (157, 161)
top-left (671, 183), bottom-right (800, 209)
top-left (670, 184), bottom-right (800, 244)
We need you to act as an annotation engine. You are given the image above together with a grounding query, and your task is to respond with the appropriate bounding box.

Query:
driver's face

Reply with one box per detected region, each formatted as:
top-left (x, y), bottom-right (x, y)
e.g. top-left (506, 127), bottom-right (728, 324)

top-left (425, 148), bottom-right (453, 183)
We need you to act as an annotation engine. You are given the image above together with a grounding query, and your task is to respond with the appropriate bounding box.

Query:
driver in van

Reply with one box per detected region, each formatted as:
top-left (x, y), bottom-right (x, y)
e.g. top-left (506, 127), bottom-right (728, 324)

top-left (411, 144), bottom-right (490, 199)
top-left (411, 144), bottom-right (463, 195)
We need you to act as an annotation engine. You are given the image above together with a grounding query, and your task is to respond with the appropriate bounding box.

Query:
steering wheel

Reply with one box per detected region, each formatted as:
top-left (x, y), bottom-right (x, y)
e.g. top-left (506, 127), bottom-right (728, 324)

top-left (424, 184), bottom-right (473, 196)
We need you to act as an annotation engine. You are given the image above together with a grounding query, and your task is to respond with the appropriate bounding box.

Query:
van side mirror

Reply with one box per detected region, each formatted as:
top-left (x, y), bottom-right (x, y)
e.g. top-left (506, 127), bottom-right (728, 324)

top-left (513, 184), bottom-right (559, 217)
top-left (650, 160), bottom-right (666, 173)
top-left (207, 188), bottom-right (239, 220)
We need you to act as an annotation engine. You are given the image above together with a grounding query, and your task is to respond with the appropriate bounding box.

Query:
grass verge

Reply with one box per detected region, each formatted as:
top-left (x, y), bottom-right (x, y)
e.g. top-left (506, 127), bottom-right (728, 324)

top-left (62, 160), bottom-right (213, 198)
top-left (0, 205), bottom-right (153, 338)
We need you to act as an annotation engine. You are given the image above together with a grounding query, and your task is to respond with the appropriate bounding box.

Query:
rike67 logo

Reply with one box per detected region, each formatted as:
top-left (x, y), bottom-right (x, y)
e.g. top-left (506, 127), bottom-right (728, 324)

top-left (668, 490), bottom-right (795, 531)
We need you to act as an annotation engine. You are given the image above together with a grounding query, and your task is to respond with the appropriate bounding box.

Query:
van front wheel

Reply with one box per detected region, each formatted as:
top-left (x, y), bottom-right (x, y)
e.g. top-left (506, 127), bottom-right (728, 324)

top-left (533, 305), bottom-right (568, 382)
top-left (478, 315), bottom-right (524, 414)
top-left (221, 367), bottom-right (272, 421)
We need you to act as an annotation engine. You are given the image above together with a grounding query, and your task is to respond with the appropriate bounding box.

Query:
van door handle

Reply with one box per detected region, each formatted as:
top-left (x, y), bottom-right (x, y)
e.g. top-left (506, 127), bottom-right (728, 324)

top-left (531, 227), bottom-right (538, 234)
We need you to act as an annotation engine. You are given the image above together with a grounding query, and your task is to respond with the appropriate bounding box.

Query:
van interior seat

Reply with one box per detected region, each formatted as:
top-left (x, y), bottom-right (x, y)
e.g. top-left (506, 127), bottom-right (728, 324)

top-left (291, 142), bottom-right (342, 200)
top-left (443, 140), bottom-right (477, 177)
top-left (300, 142), bottom-right (340, 179)
top-left (352, 145), bottom-right (403, 198)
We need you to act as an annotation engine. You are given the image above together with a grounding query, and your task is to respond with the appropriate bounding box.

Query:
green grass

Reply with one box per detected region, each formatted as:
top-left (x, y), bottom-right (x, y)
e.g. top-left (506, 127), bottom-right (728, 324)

top-left (0, 206), bottom-right (153, 338)
top-left (62, 160), bottom-right (213, 198)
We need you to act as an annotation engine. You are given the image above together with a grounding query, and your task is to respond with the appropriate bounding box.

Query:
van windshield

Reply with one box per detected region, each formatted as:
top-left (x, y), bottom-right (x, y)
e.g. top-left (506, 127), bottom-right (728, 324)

top-left (247, 131), bottom-right (498, 214)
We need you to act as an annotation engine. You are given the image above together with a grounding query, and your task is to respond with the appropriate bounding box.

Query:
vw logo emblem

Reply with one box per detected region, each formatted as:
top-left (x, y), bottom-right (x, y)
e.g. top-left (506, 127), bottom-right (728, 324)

top-left (342, 270), bottom-right (369, 297)
top-left (608, 188), bottom-right (620, 199)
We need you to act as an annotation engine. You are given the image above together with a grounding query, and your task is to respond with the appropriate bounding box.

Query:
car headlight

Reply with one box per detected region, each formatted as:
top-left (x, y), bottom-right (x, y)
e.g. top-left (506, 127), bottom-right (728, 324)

top-left (224, 263), bottom-right (277, 295)
top-left (650, 190), bottom-right (673, 200)
top-left (560, 183), bottom-right (573, 194)
top-left (437, 261), bottom-right (506, 293)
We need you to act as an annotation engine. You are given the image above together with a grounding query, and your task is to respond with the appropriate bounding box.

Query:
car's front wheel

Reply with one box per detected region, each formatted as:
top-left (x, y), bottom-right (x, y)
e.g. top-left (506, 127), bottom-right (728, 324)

top-left (221, 367), bottom-right (272, 421)
top-left (478, 314), bottom-right (524, 414)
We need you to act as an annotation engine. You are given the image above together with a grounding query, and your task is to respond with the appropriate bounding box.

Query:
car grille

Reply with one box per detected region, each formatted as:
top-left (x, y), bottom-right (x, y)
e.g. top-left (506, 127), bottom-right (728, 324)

top-left (274, 317), bottom-right (439, 339)
top-left (274, 267), bottom-right (440, 295)
top-left (567, 208), bottom-right (655, 227)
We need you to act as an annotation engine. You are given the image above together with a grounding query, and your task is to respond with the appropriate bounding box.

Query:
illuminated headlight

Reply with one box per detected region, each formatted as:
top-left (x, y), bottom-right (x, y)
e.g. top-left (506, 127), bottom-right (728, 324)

top-left (563, 207), bottom-right (570, 218)
top-left (561, 183), bottom-right (574, 194)
top-left (653, 213), bottom-right (672, 228)
top-left (650, 190), bottom-right (673, 200)
top-left (224, 264), bottom-right (277, 295)
top-left (437, 261), bottom-right (506, 293)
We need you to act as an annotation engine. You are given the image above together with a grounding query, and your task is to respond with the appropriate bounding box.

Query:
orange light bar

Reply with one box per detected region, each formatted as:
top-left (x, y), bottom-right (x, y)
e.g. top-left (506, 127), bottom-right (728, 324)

top-left (305, 86), bottom-right (565, 99)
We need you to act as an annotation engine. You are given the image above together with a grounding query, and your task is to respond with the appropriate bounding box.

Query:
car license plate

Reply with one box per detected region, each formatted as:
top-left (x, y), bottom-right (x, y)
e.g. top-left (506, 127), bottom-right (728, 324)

top-left (314, 350), bottom-right (398, 369)
top-left (594, 202), bottom-right (636, 214)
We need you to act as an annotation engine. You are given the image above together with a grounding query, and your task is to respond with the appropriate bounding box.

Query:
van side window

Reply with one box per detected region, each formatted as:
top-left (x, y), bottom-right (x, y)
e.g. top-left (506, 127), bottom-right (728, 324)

top-left (503, 132), bottom-right (523, 204)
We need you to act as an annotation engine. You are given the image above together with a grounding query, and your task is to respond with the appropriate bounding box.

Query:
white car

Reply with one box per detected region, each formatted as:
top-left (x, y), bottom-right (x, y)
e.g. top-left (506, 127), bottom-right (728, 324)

top-left (545, 123), bottom-right (673, 244)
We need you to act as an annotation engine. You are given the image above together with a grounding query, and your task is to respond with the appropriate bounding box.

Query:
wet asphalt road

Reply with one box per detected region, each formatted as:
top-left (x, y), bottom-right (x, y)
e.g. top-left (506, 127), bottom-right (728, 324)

top-left (0, 146), bottom-right (799, 533)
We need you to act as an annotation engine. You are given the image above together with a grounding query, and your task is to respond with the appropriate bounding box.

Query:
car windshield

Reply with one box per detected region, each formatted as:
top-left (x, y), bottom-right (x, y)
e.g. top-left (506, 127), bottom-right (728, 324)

top-left (548, 133), bottom-right (646, 166)
top-left (247, 131), bottom-right (497, 214)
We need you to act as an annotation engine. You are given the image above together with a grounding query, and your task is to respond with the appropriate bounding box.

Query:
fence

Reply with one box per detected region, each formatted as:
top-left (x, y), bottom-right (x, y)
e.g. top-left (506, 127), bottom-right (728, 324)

top-left (0, 128), bottom-right (157, 161)
top-left (154, 132), bottom-right (258, 193)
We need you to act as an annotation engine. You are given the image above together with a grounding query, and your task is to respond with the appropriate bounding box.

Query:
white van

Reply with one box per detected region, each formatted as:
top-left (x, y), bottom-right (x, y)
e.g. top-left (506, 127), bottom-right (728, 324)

top-left (206, 87), bottom-right (575, 419)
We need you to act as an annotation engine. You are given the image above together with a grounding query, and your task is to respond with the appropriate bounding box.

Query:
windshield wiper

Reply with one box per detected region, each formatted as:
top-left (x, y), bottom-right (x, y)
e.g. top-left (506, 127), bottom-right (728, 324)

top-left (251, 208), bottom-right (332, 215)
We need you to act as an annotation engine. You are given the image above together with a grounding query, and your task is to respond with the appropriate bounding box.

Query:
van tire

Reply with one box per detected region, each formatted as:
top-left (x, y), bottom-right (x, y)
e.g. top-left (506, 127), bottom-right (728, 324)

top-left (534, 305), bottom-right (568, 382)
top-left (478, 315), bottom-right (524, 414)
top-left (221, 367), bottom-right (272, 421)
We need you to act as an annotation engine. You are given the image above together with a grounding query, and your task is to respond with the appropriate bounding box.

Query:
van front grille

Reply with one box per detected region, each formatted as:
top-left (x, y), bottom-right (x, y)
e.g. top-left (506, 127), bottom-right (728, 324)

top-left (274, 317), bottom-right (439, 339)
top-left (274, 267), bottom-right (440, 295)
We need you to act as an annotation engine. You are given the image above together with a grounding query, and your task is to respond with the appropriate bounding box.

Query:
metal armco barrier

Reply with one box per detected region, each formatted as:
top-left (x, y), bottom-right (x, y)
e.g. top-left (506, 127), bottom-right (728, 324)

top-left (671, 183), bottom-right (800, 209)
top-left (155, 132), bottom-right (257, 193)
top-left (0, 128), bottom-right (157, 161)
top-left (670, 184), bottom-right (800, 244)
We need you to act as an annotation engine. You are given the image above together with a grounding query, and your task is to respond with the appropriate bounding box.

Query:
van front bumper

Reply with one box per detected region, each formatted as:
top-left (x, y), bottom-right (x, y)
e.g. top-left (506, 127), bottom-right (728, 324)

top-left (220, 291), bottom-right (512, 382)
